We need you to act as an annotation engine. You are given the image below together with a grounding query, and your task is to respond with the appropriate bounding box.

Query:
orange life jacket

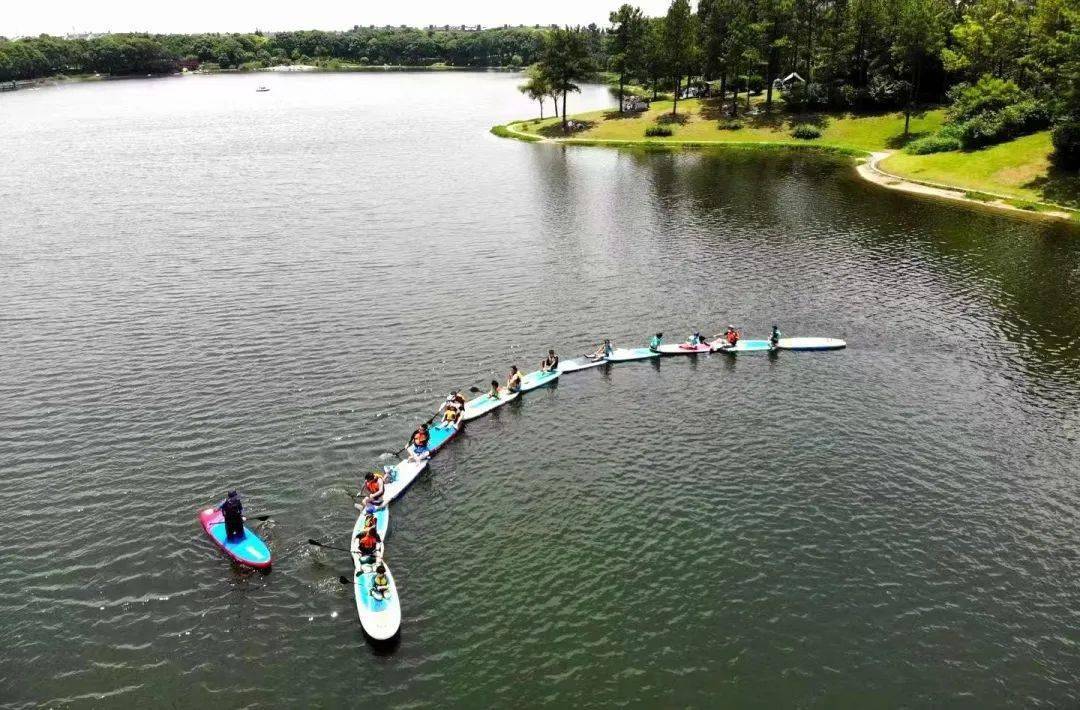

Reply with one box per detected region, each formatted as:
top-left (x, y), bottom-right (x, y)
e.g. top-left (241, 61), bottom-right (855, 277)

top-left (358, 533), bottom-right (378, 551)
top-left (365, 478), bottom-right (381, 493)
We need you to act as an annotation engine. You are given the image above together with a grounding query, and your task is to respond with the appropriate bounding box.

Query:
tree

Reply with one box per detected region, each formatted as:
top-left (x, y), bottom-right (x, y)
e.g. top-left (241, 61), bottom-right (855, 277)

top-left (643, 17), bottom-right (668, 99)
top-left (664, 0), bottom-right (696, 115)
top-left (518, 65), bottom-right (551, 118)
top-left (609, 4), bottom-right (647, 112)
top-left (942, 0), bottom-right (1032, 84)
top-left (892, 0), bottom-right (950, 134)
top-left (539, 27), bottom-right (594, 130)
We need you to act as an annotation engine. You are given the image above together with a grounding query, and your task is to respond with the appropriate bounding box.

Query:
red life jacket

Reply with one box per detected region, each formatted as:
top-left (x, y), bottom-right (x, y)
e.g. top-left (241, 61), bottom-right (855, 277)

top-left (413, 430), bottom-right (429, 446)
top-left (365, 478), bottom-right (381, 493)
top-left (358, 533), bottom-right (378, 552)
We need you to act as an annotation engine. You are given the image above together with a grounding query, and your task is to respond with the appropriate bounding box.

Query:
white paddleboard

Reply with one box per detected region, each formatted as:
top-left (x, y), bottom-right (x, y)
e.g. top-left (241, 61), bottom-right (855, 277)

top-left (463, 388), bottom-right (520, 420)
top-left (558, 357), bottom-right (607, 373)
top-left (776, 337), bottom-right (846, 351)
top-left (382, 458), bottom-right (428, 504)
top-left (606, 347), bottom-right (660, 362)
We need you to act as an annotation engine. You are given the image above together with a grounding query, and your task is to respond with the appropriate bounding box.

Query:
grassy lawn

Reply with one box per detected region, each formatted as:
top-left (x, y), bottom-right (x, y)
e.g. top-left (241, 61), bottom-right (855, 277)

top-left (880, 132), bottom-right (1080, 209)
top-left (510, 98), bottom-right (945, 153)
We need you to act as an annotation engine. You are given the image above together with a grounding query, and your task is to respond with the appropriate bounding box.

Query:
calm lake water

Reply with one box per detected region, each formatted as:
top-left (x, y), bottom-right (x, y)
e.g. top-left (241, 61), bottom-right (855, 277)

top-left (2, 71), bottom-right (1079, 708)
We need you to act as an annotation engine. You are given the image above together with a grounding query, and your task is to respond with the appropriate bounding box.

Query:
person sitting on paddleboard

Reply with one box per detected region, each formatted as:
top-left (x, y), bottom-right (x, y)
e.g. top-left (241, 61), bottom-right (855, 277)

top-left (219, 490), bottom-right (245, 541)
top-left (358, 507), bottom-right (379, 533)
top-left (360, 471), bottom-right (385, 508)
top-left (769, 325), bottom-right (782, 348)
top-left (407, 425), bottom-right (431, 461)
top-left (444, 390), bottom-right (465, 414)
top-left (371, 563), bottom-right (391, 600)
top-left (442, 404), bottom-right (461, 426)
top-left (649, 332), bottom-right (663, 352)
top-left (588, 339), bottom-right (613, 361)
top-left (487, 380), bottom-right (502, 399)
top-left (506, 365), bottom-right (523, 394)
top-left (355, 527), bottom-right (382, 565)
top-left (540, 349), bottom-right (559, 373)
top-left (715, 325), bottom-right (741, 349)
top-left (681, 331), bottom-right (705, 349)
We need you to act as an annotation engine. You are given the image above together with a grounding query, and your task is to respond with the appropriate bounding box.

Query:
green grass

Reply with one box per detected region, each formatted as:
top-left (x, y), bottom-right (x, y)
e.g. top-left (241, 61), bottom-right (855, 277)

top-left (490, 124), bottom-right (541, 142)
top-left (497, 99), bottom-right (1080, 215)
top-left (509, 99), bottom-right (944, 153)
top-left (881, 132), bottom-right (1080, 210)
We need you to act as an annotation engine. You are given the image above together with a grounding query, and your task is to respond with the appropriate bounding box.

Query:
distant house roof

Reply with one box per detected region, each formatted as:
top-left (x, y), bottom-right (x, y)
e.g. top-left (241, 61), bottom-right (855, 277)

top-left (781, 72), bottom-right (806, 84)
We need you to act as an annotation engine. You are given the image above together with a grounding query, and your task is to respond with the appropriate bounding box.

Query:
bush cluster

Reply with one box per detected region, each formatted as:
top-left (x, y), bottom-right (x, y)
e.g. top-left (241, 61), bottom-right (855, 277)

top-left (790, 123), bottom-right (822, 139)
top-left (719, 120), bottom-right (743, 130)
top-left (904, 134), bottom-right (961, 154)
top-left (944, 77), bottom-right (1051, 149)
top-left (645, 125), bottom-right (673, 137)
top-left (1052, 120), bottom-right (1080, 170)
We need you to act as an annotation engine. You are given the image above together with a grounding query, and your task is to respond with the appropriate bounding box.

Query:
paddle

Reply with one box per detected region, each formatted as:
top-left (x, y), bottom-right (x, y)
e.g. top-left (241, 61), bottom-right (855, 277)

top-left (385, 409), bottom-right (443, 457)
top-left (307, 538), bottom-right (356, 555)
top-left (339, 575), bottom-right (354, 585)
top-left (245, 515), bottom-right (272, 522)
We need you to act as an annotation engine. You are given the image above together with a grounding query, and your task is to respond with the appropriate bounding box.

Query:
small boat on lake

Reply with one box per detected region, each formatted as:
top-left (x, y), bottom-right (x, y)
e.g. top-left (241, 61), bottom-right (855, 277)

top-left (256, 85), bottom-right (270, 93)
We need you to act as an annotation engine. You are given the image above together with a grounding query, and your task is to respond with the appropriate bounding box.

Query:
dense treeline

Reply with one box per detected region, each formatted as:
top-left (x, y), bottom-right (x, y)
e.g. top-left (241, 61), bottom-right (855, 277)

top-left (520, 0), bottom-right (1080, 167)
top-left (0, 26), bottom-right (552, 81)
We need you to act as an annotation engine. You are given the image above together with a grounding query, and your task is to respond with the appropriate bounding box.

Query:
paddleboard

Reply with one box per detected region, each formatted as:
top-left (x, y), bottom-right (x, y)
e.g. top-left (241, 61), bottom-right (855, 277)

top-left (425, 419), bottom-right (460, 452)
top-left (714, 339), bottom-right (773, 353)
top-left (382, 458), bottom-right (428, 504)
top-left (351, 512), bottom-right (400, 640)
top-left (557, 357), bottom-right (607, 373)
top-left (198, 507), bottom-right (272, 570)
top-left (776, 337), bottom-right (847, 351)
top-left (657, 342), bottom-right (711, 355)
top-left (520, 369), bottom-right (560, 392)
top-left (463, 388), bottom-right (520, 420)
top-left (606, 347), bottom-right (660, 362)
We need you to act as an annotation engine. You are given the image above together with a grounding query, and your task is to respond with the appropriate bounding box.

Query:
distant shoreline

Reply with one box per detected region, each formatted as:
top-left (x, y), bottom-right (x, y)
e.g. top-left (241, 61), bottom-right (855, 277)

top-left (1, 64), bottom-right (521, 91)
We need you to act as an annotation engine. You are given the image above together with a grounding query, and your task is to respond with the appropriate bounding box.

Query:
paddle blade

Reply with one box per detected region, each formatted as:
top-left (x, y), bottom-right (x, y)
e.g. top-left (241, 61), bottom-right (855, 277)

top-left (307, 539), bottom-right (322, 546)
top-left (468, 386), bottom-right (482, 393)
top-left (339, 576), bottom-right (351, 585)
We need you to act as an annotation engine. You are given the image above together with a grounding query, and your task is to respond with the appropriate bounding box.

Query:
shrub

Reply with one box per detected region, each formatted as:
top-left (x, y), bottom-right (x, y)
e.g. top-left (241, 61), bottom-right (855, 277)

top-left (953, 99), bottom-right (1050, 149)
top-left (1052, 120), bottom-right (1080, 170)
top-left (645, 125), bottom-right (673, 137)
top-left (719, 120), bottom-right (743, 130)
top-left (790, 123), bottom-right (822, 139)
top-left (947, 76), bottom-right (1028, 124)
top-left (904, 134), bottom-right (961, 154)
top-left (782, 82), bottom-right (828, 112)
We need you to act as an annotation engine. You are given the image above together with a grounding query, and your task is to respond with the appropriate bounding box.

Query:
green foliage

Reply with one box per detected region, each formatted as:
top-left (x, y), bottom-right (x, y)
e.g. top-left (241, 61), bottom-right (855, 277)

top-left (0, 26), bottom-right (550, 81)
top-left (904, 133), bottom-right (961, 153)
top-left (1051, 120), bottom-right (1080, 169)
top-left (946, 76), bottom-right (1028, 123)
top-left (945, 77), bottom-right (1051, 148)
top-left (719, 119), bottom-right (744, 130)
top-left (538, 27), bottom-right (595, 126)
top-left (790, 123), bottom-right (822, 139)
top-left (609, 3), bottom-right (647, 98)
top-left (664, 0), bottom-right (696, 113)
top-left (645, 124), bottom-right (674, 136)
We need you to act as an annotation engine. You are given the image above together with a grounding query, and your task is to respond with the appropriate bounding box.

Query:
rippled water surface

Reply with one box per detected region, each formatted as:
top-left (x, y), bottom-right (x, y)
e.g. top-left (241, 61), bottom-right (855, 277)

top-left (2, 72), bottom-right (1080, 708)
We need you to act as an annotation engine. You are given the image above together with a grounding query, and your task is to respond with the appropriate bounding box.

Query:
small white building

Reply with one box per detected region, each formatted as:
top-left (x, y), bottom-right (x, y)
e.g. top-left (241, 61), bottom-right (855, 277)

top-left (773, 72), bottom-right (807, 92)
